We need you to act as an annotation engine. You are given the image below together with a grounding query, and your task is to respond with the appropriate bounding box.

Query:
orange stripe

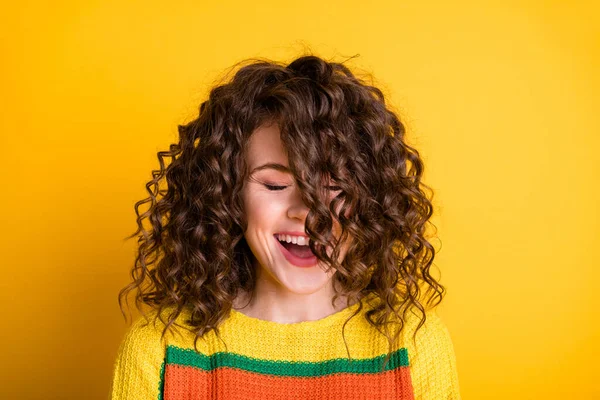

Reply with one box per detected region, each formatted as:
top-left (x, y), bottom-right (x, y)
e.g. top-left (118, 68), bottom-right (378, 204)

top-left (163, 364), bottom-right (415, 400)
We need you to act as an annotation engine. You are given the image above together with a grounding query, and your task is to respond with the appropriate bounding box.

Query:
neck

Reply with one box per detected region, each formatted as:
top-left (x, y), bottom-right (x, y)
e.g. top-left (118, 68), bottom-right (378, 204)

top-left (232, 282), bottom-right (358, 324)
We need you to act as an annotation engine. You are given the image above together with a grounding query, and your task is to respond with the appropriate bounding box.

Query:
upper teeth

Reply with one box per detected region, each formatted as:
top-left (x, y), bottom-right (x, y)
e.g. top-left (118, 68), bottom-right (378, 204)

top-left (276, 234), bottom-right (309, 246)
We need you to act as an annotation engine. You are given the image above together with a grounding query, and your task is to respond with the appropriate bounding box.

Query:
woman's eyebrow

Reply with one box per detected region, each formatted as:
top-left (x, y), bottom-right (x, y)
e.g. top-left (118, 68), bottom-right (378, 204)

top-left (250, 163), bottom-right (291, 175)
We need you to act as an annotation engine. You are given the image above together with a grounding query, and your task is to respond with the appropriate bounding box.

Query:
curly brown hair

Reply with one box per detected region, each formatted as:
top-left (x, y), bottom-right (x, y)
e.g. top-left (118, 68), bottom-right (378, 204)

top-left (118, 53), bottom-right (445, 370)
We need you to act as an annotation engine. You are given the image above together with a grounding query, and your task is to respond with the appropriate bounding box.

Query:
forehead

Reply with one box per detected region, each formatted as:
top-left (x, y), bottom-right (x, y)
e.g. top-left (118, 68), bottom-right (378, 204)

top-left (244, 122), bottom-right (334, 184)
top-left (246, 122), bottom-right (289, 169)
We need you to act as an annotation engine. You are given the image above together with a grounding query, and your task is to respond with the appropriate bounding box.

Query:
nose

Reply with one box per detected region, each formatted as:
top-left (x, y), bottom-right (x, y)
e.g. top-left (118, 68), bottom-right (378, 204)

top-left (286, 185), bottom-right (338, 223)
top-left (287, 188), bottom-right (310, 222)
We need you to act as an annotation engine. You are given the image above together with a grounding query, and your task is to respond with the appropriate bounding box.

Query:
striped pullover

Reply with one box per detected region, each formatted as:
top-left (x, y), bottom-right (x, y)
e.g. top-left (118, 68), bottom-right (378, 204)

top-left (109, 295), bottom-right (461, 399)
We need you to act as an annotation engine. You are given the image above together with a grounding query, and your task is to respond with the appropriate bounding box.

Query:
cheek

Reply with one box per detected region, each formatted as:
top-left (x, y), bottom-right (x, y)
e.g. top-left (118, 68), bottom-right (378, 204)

top-left (333, 201), bottom-right (355, 252)
top-left (243, 190), bottom-right (285, 228)
top-left (332, 197), bottom-right (353, 225)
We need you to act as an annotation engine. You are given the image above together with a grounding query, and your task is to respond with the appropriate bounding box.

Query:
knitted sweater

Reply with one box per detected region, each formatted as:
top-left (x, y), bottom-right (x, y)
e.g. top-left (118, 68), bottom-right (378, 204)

top-left (109, 296), bottom-right (461, 400)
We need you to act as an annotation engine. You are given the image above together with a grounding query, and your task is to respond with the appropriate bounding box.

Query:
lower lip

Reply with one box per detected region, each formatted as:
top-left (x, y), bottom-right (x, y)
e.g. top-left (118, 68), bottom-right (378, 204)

top-left (274, 235), bottom-right (318, 268)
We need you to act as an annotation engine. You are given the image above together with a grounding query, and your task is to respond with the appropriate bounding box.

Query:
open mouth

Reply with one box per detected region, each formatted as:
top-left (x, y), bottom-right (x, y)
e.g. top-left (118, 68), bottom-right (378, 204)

top-left (274, 235), bottom-right (317, 267)
top-left (279, 240), bottom-right (314, 258)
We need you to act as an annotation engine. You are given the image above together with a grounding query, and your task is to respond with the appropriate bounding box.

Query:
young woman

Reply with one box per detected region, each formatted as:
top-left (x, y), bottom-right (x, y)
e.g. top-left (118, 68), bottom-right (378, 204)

top-left (110, 54), bottom-right (461, 399)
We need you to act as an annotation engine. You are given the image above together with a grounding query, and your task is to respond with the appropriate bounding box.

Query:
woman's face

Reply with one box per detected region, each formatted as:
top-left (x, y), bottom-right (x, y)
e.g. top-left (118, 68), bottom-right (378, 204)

top-left (241, 122), bottom-right (347, 296)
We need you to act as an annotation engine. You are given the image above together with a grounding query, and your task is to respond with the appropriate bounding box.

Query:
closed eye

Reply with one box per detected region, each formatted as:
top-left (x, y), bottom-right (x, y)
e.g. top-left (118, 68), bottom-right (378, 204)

top-left (264, 184), bottom-right (341, 192)
top-left (264, 184), bottom-right (288, 191)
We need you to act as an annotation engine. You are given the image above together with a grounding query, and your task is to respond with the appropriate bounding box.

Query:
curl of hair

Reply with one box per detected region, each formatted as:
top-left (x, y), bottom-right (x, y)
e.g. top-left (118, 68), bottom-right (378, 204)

top-left (119, 53), bottom-right (445, 371)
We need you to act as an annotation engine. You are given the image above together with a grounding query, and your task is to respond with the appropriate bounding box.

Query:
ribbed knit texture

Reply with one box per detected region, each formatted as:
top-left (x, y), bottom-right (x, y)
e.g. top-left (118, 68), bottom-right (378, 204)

top-left (109, 296), bottom-right (461, 399)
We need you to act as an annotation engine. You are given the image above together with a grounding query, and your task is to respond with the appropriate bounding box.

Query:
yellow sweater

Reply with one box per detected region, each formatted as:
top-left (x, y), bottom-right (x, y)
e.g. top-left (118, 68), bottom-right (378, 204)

top-left (110, 297), bottom-right (461, 399)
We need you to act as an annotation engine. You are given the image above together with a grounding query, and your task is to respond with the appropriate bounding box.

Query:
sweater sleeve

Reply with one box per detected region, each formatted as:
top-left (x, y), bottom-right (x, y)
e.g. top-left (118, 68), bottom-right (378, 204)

top-left (109, 313), bottom-right (166, 400)
top-left (408, 311), bottom-right (462, 400)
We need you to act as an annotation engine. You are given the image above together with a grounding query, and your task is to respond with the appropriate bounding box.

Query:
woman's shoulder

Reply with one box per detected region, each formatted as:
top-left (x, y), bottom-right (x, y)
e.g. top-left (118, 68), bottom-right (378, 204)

top-left (403, 308), bottom-right (455, 344)
top-left (110, 309), bottom-right (177, 400)
top-left (363, 295), bottom-right (455, 348)
top-left (398, 308), bottom-right (462, 399)
top-left (116, 310), bottom-right (170, 356)
top-left (118, 306), bottom-right (199, 349)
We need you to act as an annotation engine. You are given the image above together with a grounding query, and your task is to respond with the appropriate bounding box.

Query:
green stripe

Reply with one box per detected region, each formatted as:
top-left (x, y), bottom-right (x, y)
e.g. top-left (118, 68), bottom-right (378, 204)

top-left (165, 345), bottom-right (409, 376)
top-left (157, 359), bottom-right (165, 400)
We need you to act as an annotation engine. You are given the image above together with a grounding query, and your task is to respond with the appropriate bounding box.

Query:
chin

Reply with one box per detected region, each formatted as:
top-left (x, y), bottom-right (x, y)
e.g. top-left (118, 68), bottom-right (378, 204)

top-left (272, 266), bottom-right (334, 295)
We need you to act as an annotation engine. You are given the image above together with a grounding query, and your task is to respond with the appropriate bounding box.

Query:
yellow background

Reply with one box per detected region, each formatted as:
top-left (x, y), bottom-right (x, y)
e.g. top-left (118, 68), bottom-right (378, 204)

top-left (1, 1), bottom-right (598, 399)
